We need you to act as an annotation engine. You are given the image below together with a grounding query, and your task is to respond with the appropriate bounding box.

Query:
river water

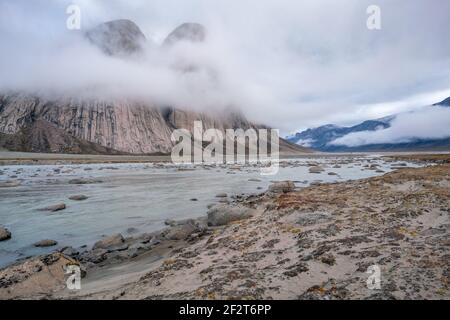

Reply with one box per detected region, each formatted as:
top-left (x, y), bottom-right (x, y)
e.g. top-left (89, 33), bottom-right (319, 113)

top-left (0, 155), bottom-right (420, 267)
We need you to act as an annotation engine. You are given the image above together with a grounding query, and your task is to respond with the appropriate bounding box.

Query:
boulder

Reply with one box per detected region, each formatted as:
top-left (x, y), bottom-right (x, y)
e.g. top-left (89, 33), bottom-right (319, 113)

top-left (164, 221), bottom-right (198, 241)
top-left (215, 193), bottom-right (228, 198)
top-left (38, 203), bottom-right (66, 212)
top-left (0, 253), bottom-right (83, 299)
top-left (79, 248), bottom-right (107, 264)
top-left (268, 181), bottom-right (295, 193)
top-left (92, 233), bottom-right (125, 250)
top-left (309, 166), bottom-right (325, 174)
top-left (60, 246), bottom-right (79, 257)
top-left (0, 226), bottom-right (11, 241)
top-left (69, 195), bottom-right (88, 201)
top-left (207, 204), bottom-right (255, 226)
top-left (34, 239), bottom-right (58, 247)
top-left (164, 219), bottom-right (177, 227)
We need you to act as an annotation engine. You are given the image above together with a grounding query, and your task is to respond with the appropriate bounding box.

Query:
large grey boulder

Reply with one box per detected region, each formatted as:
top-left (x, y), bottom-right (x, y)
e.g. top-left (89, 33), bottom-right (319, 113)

top-left (164, 221), bottom-right (197, 241)
top-left (92, 233), bottom-right (125, 250)
top-left (207, 205), bottom-right (255, 226)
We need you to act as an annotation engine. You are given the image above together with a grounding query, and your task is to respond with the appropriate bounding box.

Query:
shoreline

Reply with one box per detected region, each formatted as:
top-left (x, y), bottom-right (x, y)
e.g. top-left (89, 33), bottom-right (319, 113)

top-left (0, 156), bottom-right (448, 300)
top-left (1, 150), bottom-right (449, 166)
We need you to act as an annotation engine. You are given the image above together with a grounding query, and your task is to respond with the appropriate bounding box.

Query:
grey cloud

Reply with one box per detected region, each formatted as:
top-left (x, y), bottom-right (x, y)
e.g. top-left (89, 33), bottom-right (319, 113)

top-left (0, 0), bottom-right (449, 134)
top-left (330, 107), bottom-right (450, 147)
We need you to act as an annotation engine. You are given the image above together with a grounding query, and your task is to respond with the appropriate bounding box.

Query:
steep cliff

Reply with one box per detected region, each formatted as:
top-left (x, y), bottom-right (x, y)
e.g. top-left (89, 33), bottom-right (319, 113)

top-left (0, 93), bottom-right (261, 154)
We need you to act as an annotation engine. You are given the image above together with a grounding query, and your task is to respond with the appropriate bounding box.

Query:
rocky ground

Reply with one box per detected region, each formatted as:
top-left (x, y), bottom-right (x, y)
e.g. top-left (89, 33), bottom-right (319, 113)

top-left (0, 158), bottom-right (449, 300)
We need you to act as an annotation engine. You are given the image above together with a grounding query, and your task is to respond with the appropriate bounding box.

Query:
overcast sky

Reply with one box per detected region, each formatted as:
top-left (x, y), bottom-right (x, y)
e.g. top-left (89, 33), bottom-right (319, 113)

top-left (1, 0), bottom-right (449, 136)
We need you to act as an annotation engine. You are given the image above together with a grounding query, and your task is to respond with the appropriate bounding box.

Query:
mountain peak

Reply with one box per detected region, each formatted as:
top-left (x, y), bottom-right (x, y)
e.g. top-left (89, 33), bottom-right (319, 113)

top-left (163, 23), bottom-right (207, 46)
top-left (433, 97), bottom-right (450, 107)
top-left (86, 19), bottom-right (146, 56)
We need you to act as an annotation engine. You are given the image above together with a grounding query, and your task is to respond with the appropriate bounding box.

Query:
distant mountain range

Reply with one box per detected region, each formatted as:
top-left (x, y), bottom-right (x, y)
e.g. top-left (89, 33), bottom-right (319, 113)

top-left (287, 97), bottom-right (450, 152)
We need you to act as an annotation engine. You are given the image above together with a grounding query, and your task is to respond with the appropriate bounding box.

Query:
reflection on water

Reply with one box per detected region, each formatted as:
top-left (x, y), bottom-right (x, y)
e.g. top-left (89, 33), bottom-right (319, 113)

top-left (0, 156), bottom-right (420, 267)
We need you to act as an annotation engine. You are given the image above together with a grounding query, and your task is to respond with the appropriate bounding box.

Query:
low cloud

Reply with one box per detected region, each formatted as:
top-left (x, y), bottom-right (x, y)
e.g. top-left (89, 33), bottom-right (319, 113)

top-left (330, 107), bottom-right (450, 147)
top-left (1, 0), bottom-right (450, 133)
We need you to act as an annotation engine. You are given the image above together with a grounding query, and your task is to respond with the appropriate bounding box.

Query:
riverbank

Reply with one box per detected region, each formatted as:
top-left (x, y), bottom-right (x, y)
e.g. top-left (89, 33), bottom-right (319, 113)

top-left (1, 150), bottom-right (448, 166)
top-left (0, 157), bottom-right (448, 300)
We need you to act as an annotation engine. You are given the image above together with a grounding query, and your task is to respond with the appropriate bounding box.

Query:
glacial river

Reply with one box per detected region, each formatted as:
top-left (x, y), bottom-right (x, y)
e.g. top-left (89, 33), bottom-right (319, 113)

top-left (0, 155), bottom-right (420, 267)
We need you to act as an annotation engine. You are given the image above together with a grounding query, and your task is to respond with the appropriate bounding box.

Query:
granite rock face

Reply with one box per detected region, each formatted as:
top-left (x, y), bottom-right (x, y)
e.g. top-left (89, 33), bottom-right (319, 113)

top-left (0, 93), bottom-right (256, 154)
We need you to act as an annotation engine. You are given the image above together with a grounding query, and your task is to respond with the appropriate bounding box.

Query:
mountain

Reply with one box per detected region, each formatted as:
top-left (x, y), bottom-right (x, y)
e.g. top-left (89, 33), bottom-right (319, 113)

top-left (287, 99), bottom-right (450, 152)
top-left (433, 97), bottom-right (450, 107)
top-left (287, 117), bottom-right (392, 150)
top-left (163, 22), bottom-right (206, 46)
top-left (0, 20), bottom-right (310, 155)
top-left (0, 92), bottom-right (266, 154)
top-left (85, 19), bottom-right (146, 56)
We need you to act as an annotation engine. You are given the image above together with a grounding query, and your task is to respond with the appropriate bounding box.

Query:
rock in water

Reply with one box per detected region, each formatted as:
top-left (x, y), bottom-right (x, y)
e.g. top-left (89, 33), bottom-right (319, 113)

top-left (0, 226), bottom-right (11, 241)
top-left (207, 204), bottom-right (255, 226)
top-left (215, 193), bottom-right (228, 198)
top-left (309, 166), bottom-right (325, 174)
top-left (69, 195), bottom-right (88, 201)
top-left (86, 19), bottom-right (146, 56)
top-left (34, 239), bottom-right (58, 247)
top-left (163, 23), bottom-right (206, 46)
top-left (38, 203), bottom-right (66, 212)
top-left (268, 181), bottom-right (295, 193)
top-left (93, 233), bottom-right (125, 250)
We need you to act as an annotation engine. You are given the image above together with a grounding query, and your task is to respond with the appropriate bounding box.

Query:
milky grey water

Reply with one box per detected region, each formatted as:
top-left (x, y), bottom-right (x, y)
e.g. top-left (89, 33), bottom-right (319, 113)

top-left (0, 156), bottom-right (420, 267)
